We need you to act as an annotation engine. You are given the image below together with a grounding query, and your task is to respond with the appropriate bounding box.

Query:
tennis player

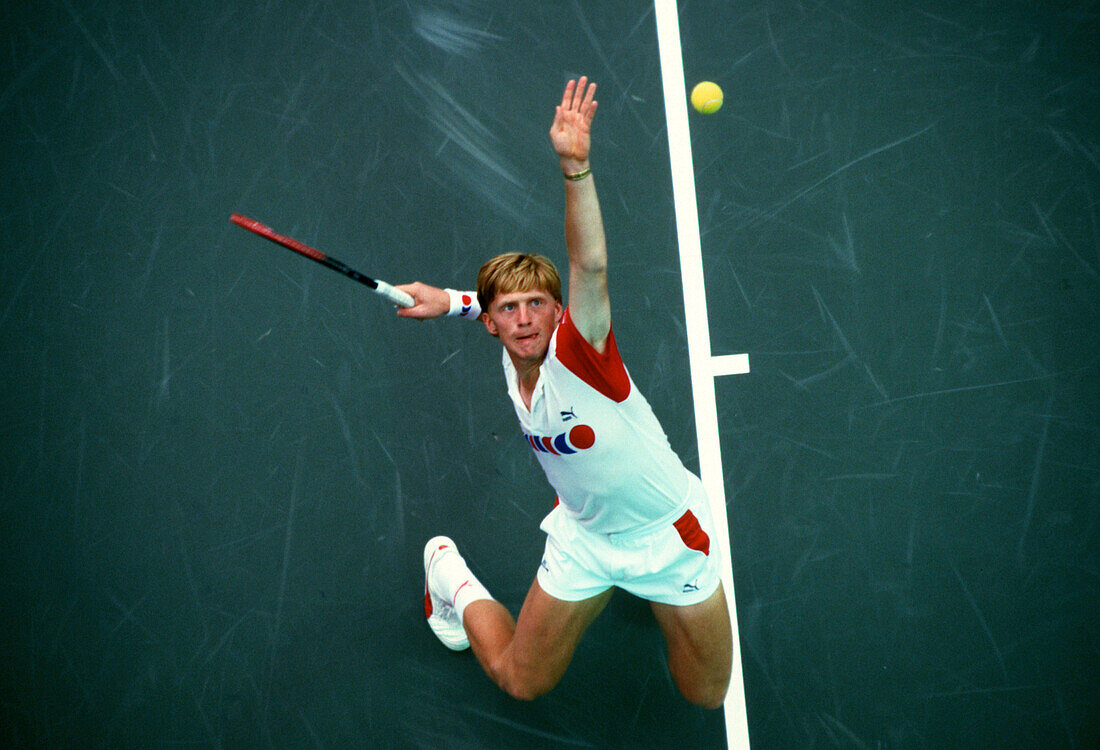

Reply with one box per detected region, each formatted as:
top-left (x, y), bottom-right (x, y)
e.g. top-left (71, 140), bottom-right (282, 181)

top-left (395, 77), bottom-right (732, 708)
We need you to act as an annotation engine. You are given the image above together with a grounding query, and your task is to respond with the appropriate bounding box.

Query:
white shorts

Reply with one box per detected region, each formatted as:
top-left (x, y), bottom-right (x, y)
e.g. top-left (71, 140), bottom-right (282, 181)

top-left (536, 479), bottom-right (722, 607)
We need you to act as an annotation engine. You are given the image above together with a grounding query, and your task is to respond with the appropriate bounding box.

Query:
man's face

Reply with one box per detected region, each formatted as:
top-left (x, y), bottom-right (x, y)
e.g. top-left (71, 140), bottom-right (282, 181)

top-left (483, 288), bottom-right (563, 368)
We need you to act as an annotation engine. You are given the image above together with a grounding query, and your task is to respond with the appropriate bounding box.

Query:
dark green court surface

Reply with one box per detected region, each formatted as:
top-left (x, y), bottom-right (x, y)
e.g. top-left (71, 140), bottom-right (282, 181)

top-left (2, 1), bottom-right (1097, 747)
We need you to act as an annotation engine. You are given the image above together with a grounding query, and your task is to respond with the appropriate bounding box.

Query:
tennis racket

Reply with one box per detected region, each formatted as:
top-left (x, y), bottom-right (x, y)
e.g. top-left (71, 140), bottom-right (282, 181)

top-left (230, 213), bottom-right (414, 308)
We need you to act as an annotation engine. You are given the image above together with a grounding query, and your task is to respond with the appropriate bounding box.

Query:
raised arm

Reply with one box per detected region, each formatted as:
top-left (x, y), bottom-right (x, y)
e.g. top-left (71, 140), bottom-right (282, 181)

top-left (550, 77), bottom-right (610, 352)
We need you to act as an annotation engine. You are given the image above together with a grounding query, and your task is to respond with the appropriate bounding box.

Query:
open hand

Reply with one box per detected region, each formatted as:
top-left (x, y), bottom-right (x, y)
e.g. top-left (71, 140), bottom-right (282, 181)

top-left (549, 77), bottom-right (597, 167)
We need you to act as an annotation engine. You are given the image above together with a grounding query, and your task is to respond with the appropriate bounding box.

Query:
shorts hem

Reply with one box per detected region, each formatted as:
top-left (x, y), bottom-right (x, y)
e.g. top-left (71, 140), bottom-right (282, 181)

top-left (633, 571), bottom-right (721, 607)
top-left (536, 566), bottom-right (612, 602)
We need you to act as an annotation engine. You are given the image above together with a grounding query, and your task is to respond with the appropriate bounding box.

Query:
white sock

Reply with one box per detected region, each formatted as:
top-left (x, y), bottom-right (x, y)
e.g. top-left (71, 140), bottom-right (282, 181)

top-left (453, 574), bottom-right (493, 624)
top-left (435, 550), bottom-right (493, 623)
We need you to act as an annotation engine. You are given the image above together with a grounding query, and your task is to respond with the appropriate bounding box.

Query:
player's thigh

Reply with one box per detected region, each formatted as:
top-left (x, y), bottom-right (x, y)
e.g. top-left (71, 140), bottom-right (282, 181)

top-left (504, 578), bottom-right (613, 684)
top-left (650, 583), bottom-right (732, 683)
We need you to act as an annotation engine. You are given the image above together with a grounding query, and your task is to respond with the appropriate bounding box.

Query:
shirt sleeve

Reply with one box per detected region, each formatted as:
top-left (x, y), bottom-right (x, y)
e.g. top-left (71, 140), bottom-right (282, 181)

top-left (555, 308), bottom-right (631, 403)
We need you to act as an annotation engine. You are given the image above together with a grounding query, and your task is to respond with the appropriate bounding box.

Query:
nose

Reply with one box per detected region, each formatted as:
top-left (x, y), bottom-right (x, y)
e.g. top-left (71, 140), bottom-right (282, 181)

top-left (517, 303), bottom-right (531, 324)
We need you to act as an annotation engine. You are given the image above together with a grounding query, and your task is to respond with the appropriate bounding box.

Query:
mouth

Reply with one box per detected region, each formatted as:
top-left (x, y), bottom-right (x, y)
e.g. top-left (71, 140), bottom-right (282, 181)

top-left (511, 331), bottom-right (544, 352)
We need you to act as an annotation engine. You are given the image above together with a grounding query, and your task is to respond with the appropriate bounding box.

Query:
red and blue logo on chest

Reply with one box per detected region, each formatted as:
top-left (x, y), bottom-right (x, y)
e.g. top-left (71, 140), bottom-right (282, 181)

top-left (525, 424), bottom-right (596, 455)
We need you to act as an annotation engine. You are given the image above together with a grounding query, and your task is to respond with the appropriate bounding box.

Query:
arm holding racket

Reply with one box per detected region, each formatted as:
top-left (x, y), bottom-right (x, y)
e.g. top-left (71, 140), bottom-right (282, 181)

top-left (394, 282), bottom-right (451, 320)
top-left (394, 282), bottom-right (484, 321)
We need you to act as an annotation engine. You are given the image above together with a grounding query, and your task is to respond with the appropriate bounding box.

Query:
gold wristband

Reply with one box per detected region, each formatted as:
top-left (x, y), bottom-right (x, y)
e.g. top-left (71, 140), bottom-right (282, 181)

top-left (563, 166), bottom-right (591, 181)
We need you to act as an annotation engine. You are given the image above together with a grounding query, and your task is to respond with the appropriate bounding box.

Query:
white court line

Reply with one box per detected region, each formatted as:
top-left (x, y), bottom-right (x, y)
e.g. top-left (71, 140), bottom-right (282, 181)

top-left (654, 2), bottom-right (752, 748)
top-left (712, 353), bottom-right (752, 377)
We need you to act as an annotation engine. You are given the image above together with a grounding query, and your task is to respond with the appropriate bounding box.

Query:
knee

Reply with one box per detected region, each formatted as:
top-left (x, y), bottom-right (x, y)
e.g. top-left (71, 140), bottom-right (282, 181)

top-left (503, 679), bottom-right (553, 702)
top-left (679, 679), bottom-right (728, 710)
top-left (686, 685), bottom-right (727, 710)
top-left (673, 668), bottom-right (730, 710)
top-left (489, 657), bottom-right (559, 702)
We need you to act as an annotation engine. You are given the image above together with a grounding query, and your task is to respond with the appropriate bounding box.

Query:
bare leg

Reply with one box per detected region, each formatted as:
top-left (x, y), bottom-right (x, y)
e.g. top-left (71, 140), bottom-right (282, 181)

top-left (650, 583), bottom-right (733, 709)
top-left (462, 579), bottom-right (613, 701)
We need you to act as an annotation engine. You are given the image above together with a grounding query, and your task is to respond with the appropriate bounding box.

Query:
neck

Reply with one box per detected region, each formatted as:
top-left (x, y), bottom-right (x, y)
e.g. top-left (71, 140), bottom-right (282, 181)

top-left (511, 353), bottom-right (543, 389)
top-left (509, 351), bottom-right (545, 407)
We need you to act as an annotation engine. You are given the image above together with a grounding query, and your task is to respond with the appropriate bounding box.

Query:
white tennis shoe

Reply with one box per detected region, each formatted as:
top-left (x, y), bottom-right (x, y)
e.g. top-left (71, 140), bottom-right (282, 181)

top-left (423, 536), bottom-right (471, 651)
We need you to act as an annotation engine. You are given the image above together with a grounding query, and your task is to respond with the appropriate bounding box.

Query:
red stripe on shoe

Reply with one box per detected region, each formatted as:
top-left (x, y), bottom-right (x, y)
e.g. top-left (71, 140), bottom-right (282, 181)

top-left (425, 543), bottom-right (451, 618)
top-left (674, 510), bottom-right (711, 556)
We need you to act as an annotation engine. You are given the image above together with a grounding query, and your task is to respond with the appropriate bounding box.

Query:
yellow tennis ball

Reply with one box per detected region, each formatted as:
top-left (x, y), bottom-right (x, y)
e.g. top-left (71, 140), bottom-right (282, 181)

top-left (691, 81), bottom-right (723, 114)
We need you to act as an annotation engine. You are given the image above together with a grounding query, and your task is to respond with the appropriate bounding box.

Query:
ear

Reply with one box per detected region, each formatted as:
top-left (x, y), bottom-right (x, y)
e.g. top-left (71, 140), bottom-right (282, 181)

top-left (553, 301), bottom-right (564, 325)
top-left (482, 312), bottom-right (499, 337)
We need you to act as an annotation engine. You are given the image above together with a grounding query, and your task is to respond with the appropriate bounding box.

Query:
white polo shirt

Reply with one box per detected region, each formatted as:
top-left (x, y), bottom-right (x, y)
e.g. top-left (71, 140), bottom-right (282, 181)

top-left (502, 309), bottom-right (695, 534)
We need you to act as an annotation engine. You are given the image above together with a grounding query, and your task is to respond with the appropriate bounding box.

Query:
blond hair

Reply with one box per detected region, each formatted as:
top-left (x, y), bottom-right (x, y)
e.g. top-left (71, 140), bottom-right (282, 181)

top-left (476, 253), bottom-right (562, 312)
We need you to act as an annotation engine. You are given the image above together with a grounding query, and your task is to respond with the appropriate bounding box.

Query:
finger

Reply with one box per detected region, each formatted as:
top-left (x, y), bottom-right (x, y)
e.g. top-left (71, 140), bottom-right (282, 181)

top-left (572, 75), bottom-right (588, 110)
top-left (580, 84), bottom-right (598, 119)
top-left (561, 79), bottom-right (576, 110)
top-left (581, 82), bottom-right (597, 117)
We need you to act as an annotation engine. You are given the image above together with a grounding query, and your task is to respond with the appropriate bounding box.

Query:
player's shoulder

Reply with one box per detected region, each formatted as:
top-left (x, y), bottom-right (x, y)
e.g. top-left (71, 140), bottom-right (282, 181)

top-left (554, 308), bottom-right (630, 402)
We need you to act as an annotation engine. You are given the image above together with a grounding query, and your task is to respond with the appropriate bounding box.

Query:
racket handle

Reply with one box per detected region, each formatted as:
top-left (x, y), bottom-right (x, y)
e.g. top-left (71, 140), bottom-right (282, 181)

top-left (373, 280), bottom-right (414, 308)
